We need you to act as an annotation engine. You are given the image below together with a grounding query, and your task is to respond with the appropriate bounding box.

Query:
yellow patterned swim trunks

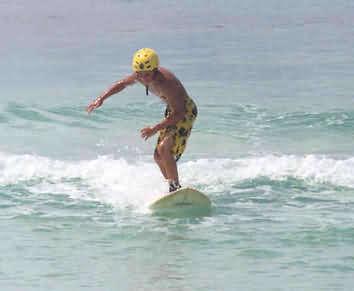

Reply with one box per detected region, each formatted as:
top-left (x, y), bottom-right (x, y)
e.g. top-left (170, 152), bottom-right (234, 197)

top-left (156, 96), bottom-right (198, 161)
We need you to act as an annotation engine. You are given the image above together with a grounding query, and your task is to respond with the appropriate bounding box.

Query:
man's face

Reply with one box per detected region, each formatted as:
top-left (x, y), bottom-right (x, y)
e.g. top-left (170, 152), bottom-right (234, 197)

top-left (136, 70), bottom-right (154, 85)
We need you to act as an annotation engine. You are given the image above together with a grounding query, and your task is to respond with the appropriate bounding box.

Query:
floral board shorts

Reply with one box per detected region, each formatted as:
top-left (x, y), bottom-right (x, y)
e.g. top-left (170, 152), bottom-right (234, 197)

top-left (156, 96), bottom-right (198, 161)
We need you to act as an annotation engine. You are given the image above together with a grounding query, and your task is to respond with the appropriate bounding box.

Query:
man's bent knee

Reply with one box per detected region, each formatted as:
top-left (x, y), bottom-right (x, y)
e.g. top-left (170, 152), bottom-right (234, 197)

top-left (157, 138), bottom-right (174, 159)
top-left (154, 148), bottom-right (162, 161)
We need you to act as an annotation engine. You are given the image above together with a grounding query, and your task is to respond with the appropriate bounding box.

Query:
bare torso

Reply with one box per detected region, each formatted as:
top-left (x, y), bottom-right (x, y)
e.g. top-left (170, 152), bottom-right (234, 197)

top-left (139, 67), bottom-right (189, 106)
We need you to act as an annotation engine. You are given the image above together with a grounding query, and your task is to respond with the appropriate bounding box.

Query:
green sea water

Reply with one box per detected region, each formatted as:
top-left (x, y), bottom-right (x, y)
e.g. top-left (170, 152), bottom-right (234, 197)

top-left (1, 0), bottom-right (354, 290)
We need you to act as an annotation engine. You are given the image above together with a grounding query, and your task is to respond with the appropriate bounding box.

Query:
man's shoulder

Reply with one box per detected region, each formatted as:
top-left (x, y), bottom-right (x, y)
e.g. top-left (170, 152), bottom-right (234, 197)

top-left (159, 67), bottom-right (176, 80)
top-left (123, 73), bottom-right (138, 85)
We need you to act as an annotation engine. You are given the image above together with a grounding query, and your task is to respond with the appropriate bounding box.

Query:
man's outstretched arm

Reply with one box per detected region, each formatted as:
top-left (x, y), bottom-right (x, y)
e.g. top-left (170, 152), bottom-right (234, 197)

top-left (86, 73), bottom-right (136, 113)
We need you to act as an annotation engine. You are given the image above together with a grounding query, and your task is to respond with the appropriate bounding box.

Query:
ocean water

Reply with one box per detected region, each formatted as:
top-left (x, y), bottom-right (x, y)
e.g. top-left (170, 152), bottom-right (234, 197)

top-left (1, 0), bottom-right (354, 290)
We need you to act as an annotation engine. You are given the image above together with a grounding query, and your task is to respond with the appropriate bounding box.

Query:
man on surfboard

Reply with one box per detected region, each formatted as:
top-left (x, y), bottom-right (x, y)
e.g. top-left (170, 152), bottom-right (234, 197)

top-left (86, 48), bottom-right (198, 192)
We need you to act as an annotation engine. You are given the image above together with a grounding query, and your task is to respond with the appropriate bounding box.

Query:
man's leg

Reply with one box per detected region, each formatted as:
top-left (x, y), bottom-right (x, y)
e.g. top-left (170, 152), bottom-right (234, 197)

top-left (155, 135), bottom-right (181, 191)
top-left (157, 135), bottom-right (179, 182)
top-left (154, 149), bottom-right (168, 179)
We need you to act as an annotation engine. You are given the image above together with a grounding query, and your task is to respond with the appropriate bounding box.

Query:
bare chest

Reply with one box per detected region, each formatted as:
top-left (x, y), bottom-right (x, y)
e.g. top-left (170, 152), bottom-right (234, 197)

top-left (148, 83), bottom-right (167, 101)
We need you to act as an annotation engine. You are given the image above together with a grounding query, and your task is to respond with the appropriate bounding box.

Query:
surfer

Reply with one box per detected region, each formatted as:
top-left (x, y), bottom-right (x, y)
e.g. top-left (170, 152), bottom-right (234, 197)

top-left (86, 48), bottom-right (198, 192)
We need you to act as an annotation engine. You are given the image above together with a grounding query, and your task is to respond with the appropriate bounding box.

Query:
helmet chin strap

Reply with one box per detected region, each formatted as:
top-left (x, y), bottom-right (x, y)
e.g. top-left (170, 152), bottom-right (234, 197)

top-left (145, 69), bottom-right (159, 96)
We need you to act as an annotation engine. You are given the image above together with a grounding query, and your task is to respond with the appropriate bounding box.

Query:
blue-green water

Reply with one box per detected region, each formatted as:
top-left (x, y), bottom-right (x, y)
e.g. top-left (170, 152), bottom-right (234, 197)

top-left (1, 1), bottom-right (354, 290)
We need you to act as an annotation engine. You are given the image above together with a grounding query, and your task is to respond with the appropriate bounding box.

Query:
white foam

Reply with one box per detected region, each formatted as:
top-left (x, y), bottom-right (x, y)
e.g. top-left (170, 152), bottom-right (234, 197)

top-left (181, 155), bottom-right (354, 191)
top-left (1, 152), bottom-right (354, 210)
top-left (0, 152), bottom-right (165, 210)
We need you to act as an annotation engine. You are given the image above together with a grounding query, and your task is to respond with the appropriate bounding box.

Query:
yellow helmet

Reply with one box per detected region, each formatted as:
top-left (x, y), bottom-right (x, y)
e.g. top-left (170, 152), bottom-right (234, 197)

top-left (132, 48), bottom-right (159, 72)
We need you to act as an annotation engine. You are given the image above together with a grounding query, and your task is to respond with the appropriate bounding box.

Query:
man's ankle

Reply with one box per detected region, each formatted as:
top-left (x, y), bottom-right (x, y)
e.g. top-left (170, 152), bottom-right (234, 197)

top-left (168, 180), bottom-right (181, 192)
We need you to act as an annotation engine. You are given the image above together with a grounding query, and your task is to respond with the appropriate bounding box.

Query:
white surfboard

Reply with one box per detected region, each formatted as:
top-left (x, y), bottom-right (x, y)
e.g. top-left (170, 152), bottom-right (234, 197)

top-left (149, 187), bottom-right (211, 211)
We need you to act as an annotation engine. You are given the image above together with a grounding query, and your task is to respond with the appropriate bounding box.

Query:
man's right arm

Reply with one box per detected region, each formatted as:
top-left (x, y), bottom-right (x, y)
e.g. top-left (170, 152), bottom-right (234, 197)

top-left (86, 73), bottom-right (137, 113)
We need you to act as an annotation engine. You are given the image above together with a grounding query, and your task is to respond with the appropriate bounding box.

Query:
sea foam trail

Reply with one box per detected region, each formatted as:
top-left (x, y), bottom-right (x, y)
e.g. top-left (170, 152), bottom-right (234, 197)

top-left (1, 152), bottom-right (354, 208)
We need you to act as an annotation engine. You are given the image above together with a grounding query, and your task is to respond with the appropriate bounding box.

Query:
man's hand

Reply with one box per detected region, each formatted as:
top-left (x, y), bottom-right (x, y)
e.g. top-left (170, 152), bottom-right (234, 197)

top-left (86, 97), bottom-right (103, 113)
top-left (140, 126), bottom-right (158, 140)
